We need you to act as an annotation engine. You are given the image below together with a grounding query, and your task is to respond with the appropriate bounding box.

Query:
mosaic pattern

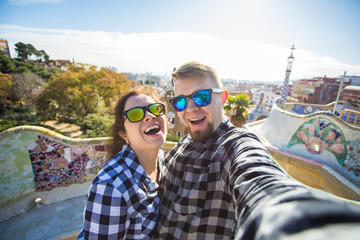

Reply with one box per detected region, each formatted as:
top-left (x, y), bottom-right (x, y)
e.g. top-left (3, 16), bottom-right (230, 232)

top-left (287, 118), bottom-right (347, 164)
top-left (291, 104), bottom-right (328, 115)
top-left (25, 135), bottom-right (108, 191)
top-left (345, 138), bottom-right (360, 176)
top-left (290, 103), bottom-right (352, 116)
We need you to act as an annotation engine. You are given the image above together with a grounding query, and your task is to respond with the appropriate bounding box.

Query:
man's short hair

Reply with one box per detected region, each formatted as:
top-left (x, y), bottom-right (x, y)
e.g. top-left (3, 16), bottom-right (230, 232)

top-left (171, 61), bottom-right (223, 88)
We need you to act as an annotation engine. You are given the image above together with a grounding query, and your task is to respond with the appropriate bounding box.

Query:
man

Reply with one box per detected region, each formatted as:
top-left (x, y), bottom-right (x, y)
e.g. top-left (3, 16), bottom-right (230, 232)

top-left (155, 61), bottom-right (360, 239)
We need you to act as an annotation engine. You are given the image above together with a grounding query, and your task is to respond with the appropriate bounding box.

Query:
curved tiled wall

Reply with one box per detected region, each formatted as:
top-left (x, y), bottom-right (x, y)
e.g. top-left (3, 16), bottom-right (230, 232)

top-left (245, 103), bottom-right (360, 201)
top-left (0, 126), bottom-right (175, 207)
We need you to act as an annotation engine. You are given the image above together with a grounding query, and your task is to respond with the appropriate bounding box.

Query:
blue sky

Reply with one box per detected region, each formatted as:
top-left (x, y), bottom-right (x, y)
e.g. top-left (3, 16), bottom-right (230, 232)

top-left (1, 0), bottom-right (359, 82)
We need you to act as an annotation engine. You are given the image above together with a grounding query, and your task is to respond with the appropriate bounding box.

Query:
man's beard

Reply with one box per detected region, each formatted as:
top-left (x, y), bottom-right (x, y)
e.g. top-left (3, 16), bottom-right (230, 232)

top-left (188, 122), bottom-right (214, 143)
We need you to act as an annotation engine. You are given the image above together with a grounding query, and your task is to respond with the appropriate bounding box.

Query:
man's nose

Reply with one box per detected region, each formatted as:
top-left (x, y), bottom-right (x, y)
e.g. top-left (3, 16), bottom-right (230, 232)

top-left (186, 99), bottom-right (200, 112)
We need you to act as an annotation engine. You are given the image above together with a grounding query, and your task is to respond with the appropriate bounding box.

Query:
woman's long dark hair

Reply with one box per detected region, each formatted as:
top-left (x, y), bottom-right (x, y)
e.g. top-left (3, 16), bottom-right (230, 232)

top-left (106, 86), bottom-right (164, 161)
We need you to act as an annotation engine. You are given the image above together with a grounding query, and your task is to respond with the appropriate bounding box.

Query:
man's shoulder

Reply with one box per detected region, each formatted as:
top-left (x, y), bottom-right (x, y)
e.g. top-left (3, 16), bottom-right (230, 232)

top-left (220, 124), bottom-right (258, 143)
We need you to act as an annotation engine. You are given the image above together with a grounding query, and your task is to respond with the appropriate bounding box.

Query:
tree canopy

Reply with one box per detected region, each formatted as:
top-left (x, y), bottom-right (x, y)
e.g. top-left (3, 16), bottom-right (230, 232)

top-left (1, 41), bottom-right (139, 137)
top-left (14, 42), bottom-right (49, 63)
top-left (36, 63), bottom-right (138, 122)
top-left (0, 51), bottom-right (52, 79)
top-left (224, 93), bottom-right (250, 127)
top-left (0, 73), bottom-right (13, 114)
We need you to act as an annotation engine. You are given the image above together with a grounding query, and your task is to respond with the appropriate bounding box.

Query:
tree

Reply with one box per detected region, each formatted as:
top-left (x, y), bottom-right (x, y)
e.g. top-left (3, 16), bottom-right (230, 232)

top-left (37, 49), bottom-right (50, 63)
top-left (36, 63), bottom-right (137, 123)
top-left (84, 93), bottom-right (113, 137)
top-left (14, 42), bottom-right (39, 62)
top-left (15, 42), bottom-right (30, 61)
top-left (11, 72), bottom-right (44, 106)
top-left (224, 93), bottom-right (250, 127)
top-left (95, 68), bottom-right (136, 106)
top-left (0, 52), bottom-right (16, 73)
top-left (0, 73), bottom-right (13, 114)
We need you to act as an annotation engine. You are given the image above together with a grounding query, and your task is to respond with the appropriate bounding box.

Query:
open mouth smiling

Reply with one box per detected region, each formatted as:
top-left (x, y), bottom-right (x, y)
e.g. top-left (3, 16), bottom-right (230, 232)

top-left (144, 124), bottom-right (161, 135)
top-left (189, 116), bottom-right (206, 125)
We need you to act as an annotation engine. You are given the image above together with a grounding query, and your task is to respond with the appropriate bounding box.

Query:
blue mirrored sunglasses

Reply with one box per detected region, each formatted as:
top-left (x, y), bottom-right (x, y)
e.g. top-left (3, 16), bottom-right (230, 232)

top-left (169, 88), bottom-right (222, 112)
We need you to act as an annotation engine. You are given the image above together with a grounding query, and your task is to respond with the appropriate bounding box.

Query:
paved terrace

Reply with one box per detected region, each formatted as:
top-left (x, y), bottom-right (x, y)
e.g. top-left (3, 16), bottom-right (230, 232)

top-left (0, 194), bottom-right (86, 240)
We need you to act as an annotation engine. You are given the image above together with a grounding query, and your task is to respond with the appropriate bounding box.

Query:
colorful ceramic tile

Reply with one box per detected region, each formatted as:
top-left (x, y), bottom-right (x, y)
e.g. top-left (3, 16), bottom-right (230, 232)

top-left (26, 135), bottom-right (108, 191)
top-left (346, 138), bottom-right (360, 176)
top-left (287, 117), bottom-right (347, 164)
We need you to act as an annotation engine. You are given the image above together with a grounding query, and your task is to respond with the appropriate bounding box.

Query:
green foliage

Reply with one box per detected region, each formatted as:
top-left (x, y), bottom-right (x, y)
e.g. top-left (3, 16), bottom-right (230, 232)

top-left (224, 93), bottom-right (250, 127)
top-left (11, 58), bottom-right (52, 79)
top-left (0, 52), bottom-right (16, 73)
top-left (84, 113), bottom-right (113, 138)
top-left (10, 72), bottom-right (44, 105)
top-left (14, 42), bottom-right (49, 63)
top-left (1, 41), bottom-right (137, 133)
top-left (83, 93), bottom-right (114, 138)
top-left (2, 104), bottom-right (39, 122)
top-left (0, 73), bottom-right (13, 115)
top-left (0, 52), bottom-right (51, 79)
top-left (0, 120), bottom-right (61, 133)
top-left (36, 63), bottom-right (137, 124)
top-left (0, 120), bottom-right (20, 132)
top-left (166, 134), bottom-right (181, 142)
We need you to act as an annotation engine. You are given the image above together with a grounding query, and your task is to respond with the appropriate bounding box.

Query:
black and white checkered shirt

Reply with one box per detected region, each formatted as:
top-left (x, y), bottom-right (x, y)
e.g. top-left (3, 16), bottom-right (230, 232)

top-left (78, 145), bottom-right (162, 240)
top-left (155, 118), bottom-right (307, 239)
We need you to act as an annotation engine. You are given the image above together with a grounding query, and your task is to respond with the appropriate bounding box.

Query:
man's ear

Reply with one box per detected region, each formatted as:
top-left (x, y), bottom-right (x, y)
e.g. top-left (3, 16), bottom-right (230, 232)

top-left (221, 90), bottom-right (229, 106)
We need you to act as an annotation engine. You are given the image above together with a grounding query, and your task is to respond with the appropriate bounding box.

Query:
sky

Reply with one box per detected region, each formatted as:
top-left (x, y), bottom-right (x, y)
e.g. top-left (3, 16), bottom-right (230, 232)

top-left (0, 0), bottom-right (359, 82)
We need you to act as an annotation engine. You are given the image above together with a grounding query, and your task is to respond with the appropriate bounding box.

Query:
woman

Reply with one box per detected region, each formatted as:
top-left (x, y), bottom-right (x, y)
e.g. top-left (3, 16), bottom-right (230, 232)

top-left (78, 86), bottom-right (167, 239)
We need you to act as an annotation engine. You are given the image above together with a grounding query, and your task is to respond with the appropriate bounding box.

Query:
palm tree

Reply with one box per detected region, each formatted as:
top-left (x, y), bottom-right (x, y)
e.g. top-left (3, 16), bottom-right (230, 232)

top-left (224, 93), bottom-right (250, 127)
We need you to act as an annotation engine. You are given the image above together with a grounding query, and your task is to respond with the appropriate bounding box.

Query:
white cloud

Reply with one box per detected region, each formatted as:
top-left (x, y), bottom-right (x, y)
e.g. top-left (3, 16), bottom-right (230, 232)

top-left (1, 24), bottom-right (359, 82)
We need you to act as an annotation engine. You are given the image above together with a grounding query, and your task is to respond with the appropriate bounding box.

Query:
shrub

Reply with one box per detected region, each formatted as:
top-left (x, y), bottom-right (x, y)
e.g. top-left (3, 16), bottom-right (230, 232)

top-left (166, 134), bottom-right (181, 142)
top-left (84, 113), bottom-right (113, 138)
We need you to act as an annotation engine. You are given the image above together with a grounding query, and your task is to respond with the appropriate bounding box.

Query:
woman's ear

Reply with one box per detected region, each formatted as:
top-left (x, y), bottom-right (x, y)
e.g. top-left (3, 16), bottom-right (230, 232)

top-left (119, 131), bottom-right (129, 144)
top-left (221, 90), bottom-right (229, 106)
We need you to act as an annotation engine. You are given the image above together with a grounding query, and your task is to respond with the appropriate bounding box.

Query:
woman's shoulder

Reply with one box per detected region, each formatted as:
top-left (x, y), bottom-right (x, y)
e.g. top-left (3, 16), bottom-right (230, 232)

top-left (95, 154), bottom-right (129, 183)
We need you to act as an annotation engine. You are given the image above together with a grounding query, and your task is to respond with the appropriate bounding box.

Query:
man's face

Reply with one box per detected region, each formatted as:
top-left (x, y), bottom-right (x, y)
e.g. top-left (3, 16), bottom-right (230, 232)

top-left (173, 77), bottom-right (225, 142)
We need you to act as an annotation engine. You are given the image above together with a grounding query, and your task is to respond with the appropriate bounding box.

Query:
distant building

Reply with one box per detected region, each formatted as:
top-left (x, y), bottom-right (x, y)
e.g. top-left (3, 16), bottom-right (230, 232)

top-left (252, 90), bottom-right (278, 109)
top-left (292, 77), bottom-right (329, 104)
top-left (318, 77), bottom-right (340, 104)
top-left (52, 60), bottom-right (71, 70)
top-left (346, 76), bottom-right (360, 86)
top-left (0, 39), bottom-right (11, 58)
top-left (340, 85), bottom-right (360, 108)
top-left (160, 87), bottom-right (187, 138)
top-left (292, 76), bottom-right (357, 105)
top-left (136, 74), bottom-right (161, 87)
top-left (104, 66), bottom-right (118, 72)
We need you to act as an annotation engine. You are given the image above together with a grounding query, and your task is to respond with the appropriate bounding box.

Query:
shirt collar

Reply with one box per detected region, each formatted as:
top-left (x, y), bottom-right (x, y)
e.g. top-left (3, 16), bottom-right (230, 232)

top-left (211, 117), bottom-right (235, 141)
top-left (119, 144), bottom-right (160, 192)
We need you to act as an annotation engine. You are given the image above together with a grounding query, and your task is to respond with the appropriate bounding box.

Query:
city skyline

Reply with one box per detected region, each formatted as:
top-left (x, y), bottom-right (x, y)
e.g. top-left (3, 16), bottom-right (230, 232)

top-left (1, 0), bottom-right (360, 82)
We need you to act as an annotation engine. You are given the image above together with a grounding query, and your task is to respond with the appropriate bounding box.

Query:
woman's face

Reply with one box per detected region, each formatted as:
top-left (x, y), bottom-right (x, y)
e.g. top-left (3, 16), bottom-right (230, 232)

top-left (122, 94), bottom-right (167, 152)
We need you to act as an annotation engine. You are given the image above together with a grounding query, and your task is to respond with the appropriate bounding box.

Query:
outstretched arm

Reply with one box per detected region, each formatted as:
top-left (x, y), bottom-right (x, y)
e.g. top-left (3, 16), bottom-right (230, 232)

top-left (224, 131), bottom-right (360, 239)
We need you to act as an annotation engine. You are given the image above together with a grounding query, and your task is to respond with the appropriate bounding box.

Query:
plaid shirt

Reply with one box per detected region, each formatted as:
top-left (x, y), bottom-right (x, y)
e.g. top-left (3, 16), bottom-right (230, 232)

top-left (78, 145), bottom-right (162, 240)
top-left (155, 118), bottom-right (307, 239)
